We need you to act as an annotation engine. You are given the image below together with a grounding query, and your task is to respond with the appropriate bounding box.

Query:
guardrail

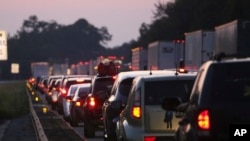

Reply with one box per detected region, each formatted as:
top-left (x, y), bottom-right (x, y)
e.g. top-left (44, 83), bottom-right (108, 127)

top-left (26, 82), bottom-right (48, 141)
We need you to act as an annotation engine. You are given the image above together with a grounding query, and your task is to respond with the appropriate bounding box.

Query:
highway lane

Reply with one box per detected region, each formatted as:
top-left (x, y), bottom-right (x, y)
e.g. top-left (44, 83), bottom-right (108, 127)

top-left (37, 91), bottom-right (104, 141)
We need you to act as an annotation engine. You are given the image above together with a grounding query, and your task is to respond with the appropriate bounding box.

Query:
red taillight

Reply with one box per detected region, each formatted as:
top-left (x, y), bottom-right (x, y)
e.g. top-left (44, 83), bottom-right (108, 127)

top-left (197, 110), bottom-right (210, 130)
top-left (61, 89), bottom-right (67, 95)
top-left (178, 68), bottom-right (188, 73)
top-left (132, 106), bottom-right (141, 118)
top-left (144, 136), bottom-right (156, 141)
top-left (89, 97), bottom-right (96, 107)
top-left (75, 101), bottom-right (81, 107)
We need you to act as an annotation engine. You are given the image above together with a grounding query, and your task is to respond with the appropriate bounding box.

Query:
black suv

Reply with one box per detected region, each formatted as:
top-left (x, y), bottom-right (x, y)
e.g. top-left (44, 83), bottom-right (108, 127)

top-left (170, 56), bottom-right (250, 141)
top-left (83, 74), bottom-right (115, 137)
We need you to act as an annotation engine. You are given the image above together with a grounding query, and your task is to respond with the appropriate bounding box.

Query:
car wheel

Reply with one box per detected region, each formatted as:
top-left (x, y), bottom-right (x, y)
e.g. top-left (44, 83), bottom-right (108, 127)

top-left (84, 122), bottom-right (95, 138)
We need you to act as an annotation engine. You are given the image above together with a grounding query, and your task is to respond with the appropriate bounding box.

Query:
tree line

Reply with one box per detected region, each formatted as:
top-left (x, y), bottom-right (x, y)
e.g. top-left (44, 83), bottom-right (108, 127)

top-left (1, 0), bottom-right (250, 80)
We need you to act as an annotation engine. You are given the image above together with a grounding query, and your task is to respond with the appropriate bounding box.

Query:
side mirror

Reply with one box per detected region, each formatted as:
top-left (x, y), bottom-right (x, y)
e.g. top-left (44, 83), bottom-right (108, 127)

top-left (161, 97), bottom-right (182, 111)
top-left (110, 100), bottom-right (122, 110)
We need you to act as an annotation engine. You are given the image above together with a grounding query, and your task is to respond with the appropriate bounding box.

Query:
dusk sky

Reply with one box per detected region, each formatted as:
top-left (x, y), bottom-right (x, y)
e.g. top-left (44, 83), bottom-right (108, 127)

top-left (1, 0), bottom-right (172, 48)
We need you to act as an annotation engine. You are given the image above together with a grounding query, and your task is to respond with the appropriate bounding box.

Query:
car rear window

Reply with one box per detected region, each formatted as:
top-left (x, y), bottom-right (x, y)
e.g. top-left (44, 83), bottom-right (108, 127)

top-left (210, 62), bottom-right (250, 102)
top-left (65, 79), bottom-right (91, 89)
top-left (92, 78), bottom-right (114, 94)
top-left (145, 79), bottom-right (194, 105)
top-left (118, 78), bottom-right (134, 96)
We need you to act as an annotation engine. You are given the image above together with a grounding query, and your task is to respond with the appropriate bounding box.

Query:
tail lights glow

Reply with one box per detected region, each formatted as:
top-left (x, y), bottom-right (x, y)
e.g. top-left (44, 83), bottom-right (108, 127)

top-left (61, 88), bottom-right (67, 95)
top-left (131, 88), bottom-right (141, 119)
top-left (144, 136), bottom-right (156, 141)
top-left (198, 110), bottom-right (210, 130)
top-left (132, 106), bottom-right (141, 118)
top-left (66, 98), bottom-right (71, 102)
top-left (76, 79), bottom-right (85, 82)
top-left (178, 68), bottom-right (188, 73)
top-left (89, 97), bottom-right (96, 107)
top-left (48, 92), bottom-right (52, 96)
top-left (112, 76), bottom-right (117, 80)
top-left (75, 101), bottom-right (81, 107)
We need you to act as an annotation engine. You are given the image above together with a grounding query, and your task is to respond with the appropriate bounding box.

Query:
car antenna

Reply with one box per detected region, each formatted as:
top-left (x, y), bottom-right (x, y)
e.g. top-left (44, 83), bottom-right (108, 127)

top-left (149, 66), bottom-right (152, 75)
top-left (175, 63), bottom-right (178, 76)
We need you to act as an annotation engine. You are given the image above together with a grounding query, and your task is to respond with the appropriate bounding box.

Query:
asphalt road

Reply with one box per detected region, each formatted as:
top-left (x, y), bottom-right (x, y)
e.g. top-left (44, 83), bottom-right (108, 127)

top-left (38, 92), bottom-right (104, 141)
top-left (1, 114), bottom-right (38, 141)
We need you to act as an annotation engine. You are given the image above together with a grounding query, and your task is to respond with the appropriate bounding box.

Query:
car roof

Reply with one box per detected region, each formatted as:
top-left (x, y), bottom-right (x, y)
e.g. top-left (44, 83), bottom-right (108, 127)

top-left (133, 71), bottom-right (197, 82)
top-left (69, 83), bottom-right (91, 88)
top-left (115, 70), bottom-right (187, 81)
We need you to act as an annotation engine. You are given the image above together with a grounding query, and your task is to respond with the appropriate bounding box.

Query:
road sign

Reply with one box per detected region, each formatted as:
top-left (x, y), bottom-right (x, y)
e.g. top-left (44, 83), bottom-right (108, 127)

top-left (0, 30), bottom-right (7, 60)
top-left (11, 63), bottom-right (19, 74)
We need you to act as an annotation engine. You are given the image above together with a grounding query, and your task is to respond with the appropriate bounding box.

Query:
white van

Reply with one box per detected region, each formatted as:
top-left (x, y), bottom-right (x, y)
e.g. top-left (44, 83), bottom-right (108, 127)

top-left (114, 70), bottom-right (197, 141)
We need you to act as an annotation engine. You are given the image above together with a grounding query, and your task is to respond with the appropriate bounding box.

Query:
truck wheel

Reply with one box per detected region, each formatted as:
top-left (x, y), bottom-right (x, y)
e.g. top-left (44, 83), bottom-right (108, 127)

top-left (84, 123), bottom-right (95, 138)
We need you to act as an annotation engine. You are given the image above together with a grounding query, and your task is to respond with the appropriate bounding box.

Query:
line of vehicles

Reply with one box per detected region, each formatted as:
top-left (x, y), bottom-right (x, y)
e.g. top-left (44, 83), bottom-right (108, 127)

top-left (27, 19), bottom-right (250, 141)
top-left (31, 54), bottom-right (250, 141)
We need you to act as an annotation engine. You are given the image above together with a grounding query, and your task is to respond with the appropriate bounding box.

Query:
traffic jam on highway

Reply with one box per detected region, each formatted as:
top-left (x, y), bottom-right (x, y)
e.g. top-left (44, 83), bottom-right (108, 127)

top-left (26, 19), bottom-right (250, 141)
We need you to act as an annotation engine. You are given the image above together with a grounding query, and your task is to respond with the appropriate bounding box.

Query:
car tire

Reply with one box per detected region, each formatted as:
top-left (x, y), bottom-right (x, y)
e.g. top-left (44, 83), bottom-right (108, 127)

top-left (84, 123), bottom-right (95, 138)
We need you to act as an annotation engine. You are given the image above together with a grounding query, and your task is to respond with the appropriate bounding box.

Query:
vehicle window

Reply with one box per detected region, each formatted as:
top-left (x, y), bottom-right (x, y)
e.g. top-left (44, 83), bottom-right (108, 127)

top-left (69, 86), bottom-right (78, 96)
top-left (92, 78), bottom-right (114, 94)
top-left (211, 62), bottom-right (250, 102)
top-left (145, 80), bottom-right (194, 105)
top-left (78, 87), bottom-right (90, 97)
top-left (118, 78), bottom-right (134, 96)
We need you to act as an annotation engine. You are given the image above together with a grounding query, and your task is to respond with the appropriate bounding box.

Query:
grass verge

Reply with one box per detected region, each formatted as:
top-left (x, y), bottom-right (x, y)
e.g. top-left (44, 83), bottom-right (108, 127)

top-left (0, 81), bottom-right (30, 119)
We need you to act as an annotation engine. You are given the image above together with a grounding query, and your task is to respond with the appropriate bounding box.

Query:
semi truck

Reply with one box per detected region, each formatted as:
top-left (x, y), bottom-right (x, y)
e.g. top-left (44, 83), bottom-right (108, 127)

top-left (31, 62), bottom-right (49, 79)
top-left (131, 47), bottom-right (148, 70)
top-left (214, 19), bottom-right (250, 56)
top-left (148, 41), bottom-right (184, 70)
top-left (184, 30), bottom-right (215, 70)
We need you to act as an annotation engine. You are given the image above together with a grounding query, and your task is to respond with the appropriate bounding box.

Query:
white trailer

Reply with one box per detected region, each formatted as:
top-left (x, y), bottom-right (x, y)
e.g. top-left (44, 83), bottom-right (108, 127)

top-left (31, 62), bottom-right (49, 79)
top-left (185, 30), bottom-right (215, 70)
top-left (148, 41), bottom-right (184, 70)
top-left (131, 47), bottom-right (148, 70)
top-left (214, 19), bottom-right (250, 56)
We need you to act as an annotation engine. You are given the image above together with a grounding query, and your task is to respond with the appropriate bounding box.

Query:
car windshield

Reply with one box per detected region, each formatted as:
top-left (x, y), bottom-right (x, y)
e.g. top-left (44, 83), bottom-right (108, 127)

top-left (211, 62), bottom-right (250, 102)
top-left (145, 79), bottom-right (194, 105)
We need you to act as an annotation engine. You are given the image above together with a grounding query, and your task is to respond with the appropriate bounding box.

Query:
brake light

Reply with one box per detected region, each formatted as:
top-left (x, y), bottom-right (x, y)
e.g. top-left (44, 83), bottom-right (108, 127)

top-left (89, 97), bottom-right (96, 107)
top-left (178, 68), bottom-right (188, 73)
top-left (75, 101), bottom-right (81, 107)
top-left (48, 92), bottom-right (52, 96)
top-left (132, 106), bottom-right (141, 118)
top-left (76, 79), bottom-right (85, 82)
top-left (66, 98), bottom-right (71, 102)
top-left (197, 110), bottom-right (210, 130)
top-left (61, 88), bottom-right (67, 95)
top-left (131, 88), bottom-right (141, 119)
top-left (144, 136), bottom-right (156, 141)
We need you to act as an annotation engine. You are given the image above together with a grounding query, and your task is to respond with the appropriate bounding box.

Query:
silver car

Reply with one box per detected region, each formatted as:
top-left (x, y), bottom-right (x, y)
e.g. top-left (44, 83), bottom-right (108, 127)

top-left (114, 70), bottom-right (197, 141)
